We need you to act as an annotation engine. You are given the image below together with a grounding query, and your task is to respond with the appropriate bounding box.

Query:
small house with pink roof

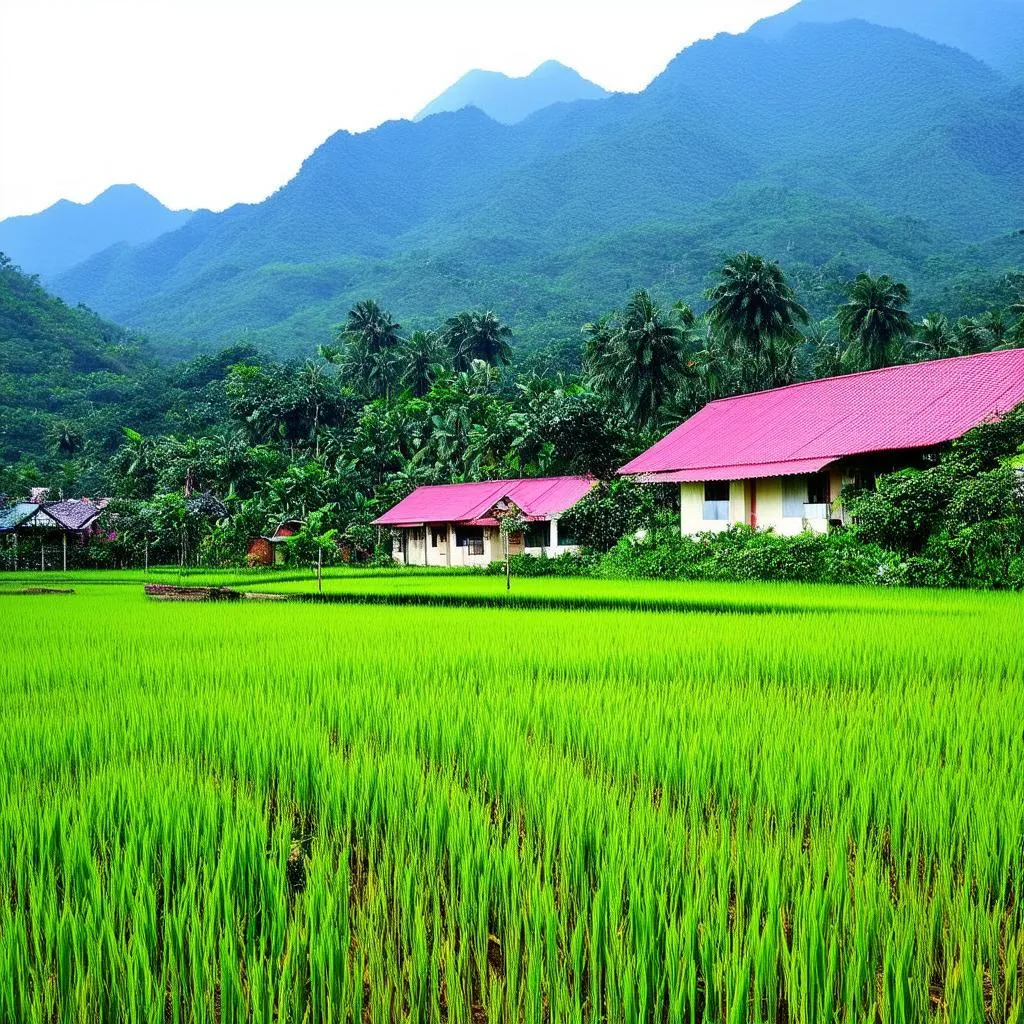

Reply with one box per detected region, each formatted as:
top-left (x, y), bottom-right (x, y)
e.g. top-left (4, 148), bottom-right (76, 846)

top-left (619, 349), bottom-right (1024, 537)
top-left (373, 476), bottom-right (596, 566)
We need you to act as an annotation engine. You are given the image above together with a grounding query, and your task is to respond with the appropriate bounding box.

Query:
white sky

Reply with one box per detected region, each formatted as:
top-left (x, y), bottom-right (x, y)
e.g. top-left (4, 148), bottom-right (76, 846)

top-left (0, 0), bottom-right (794, 220)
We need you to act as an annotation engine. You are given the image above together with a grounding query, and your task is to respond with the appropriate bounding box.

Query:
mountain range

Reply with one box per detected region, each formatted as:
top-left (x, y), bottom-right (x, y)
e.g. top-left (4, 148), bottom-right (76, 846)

top-left (0, 185), bottom-right (192, 280)
top-left (415, 61), bottom-right (610, 124)
top-left (6, 0), bottom-right (1024, 359)
top-left (752, 0), bottom-right (1024, 77)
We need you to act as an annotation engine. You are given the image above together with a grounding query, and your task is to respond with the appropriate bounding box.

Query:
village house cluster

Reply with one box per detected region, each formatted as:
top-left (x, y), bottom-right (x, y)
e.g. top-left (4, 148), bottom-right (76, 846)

top-left (4, 350), bottom-right (1023, 568)
top-left (375, 349), bottom-right (1024, 553)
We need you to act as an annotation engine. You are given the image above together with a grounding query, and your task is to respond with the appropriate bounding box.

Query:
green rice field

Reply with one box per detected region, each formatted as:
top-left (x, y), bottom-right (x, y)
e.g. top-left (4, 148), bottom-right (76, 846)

top-left (1, 574), bottom-right (1022, 1023)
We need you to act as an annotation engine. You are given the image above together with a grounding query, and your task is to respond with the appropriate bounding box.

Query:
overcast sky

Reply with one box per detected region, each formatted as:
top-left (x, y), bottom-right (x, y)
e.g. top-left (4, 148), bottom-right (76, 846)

top-left (0, 0), bottom-right (794, 221)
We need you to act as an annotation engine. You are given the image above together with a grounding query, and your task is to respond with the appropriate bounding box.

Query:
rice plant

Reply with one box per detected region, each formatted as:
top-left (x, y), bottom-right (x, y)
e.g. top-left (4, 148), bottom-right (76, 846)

top-left (0, 580), bottom-right (1021, 1022)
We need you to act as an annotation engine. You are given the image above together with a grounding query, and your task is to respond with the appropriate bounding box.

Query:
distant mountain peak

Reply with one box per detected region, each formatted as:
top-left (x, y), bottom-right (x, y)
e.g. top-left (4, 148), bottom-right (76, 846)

top-left (751, 0), bottom-right (1024, 76)
top-left (414, 61), bottom-right (611, 125)
top-left (0, 184), bottom-right (193, 280)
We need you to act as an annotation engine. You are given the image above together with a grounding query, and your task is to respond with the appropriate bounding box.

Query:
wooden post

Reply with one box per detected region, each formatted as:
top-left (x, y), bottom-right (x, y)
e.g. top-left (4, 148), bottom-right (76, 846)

top-left (41, 544), bottom-right (45, 572)
top-left (504, 529), bottom-right (511, 591)
top-left (144, 540), bottom-right (149, 573)
top-left (62, 533), bottom-right (67, 572)
top-left (317, 546), bottom-right (323, 594)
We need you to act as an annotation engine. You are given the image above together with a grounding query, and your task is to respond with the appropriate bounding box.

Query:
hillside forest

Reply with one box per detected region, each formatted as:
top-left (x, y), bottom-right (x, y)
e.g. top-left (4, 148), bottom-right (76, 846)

top-left (3, 248), bottom-right (1024, 586)
top-left (46, 20), bottom-right (1024, 358)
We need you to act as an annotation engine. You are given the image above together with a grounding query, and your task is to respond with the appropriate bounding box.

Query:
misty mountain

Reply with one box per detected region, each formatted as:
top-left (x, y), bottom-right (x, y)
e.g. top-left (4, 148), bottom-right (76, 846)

top-left (415, 60), bottom-right (611, 125)
top-left (54, 21), bottom-right (1024, 355)
top-left (753, 0), bottom-right (1024, 77)
top-left (0, 185), bottom-right (193, 280)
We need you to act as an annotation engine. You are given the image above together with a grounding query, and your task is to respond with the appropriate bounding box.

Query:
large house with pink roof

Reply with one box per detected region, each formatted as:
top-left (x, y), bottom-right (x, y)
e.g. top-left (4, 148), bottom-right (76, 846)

top-left (619, 349), bottom-right (1024, 537)
top-left (374, 476), bottom-right (596, 566)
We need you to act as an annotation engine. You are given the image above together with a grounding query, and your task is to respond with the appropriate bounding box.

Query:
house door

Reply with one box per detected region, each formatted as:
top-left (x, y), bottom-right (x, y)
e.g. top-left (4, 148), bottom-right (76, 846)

top-left (749, 481), bottom-right (758, 529)
top-left (431, 526), bottom-right (449, 565)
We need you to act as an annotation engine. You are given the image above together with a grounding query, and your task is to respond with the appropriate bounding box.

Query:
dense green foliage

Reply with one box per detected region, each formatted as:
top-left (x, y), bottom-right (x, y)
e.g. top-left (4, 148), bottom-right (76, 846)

top-left (0, 255), bottom-right (266, 495)
top-left (1, 580), bottom-right (1022, 1021)
top-left (0, 254), bottom-right (160, 471)
top-left (51, 21), bottom-right (1024, 356)
top-left (4, 247), bottom-right (1023, 585)
top-left (846, 407), bottom-right (1024, 588)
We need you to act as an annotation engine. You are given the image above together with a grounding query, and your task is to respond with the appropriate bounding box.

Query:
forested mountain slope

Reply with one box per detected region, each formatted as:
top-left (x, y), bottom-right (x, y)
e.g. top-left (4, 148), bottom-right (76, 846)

top-left (0, 185), bottom-right (192, 280)
top-left (753, 0), bottom-right (1024, 76)
top-left (54, 21), bottom-right (1024, 356)
top-left (0, 256), bottom-right (198, 470)
top-left (415, 61), bottom-right (610, 124)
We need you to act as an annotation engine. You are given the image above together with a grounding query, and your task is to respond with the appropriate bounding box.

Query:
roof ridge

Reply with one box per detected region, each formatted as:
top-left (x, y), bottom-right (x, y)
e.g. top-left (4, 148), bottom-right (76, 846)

top-left (619, 347), bottom-right (1024, 479)
top-left (704, 347), bottom-right (1024, 408)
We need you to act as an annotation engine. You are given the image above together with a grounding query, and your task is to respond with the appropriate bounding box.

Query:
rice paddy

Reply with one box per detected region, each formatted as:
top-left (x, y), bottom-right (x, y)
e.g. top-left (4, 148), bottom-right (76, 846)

top-left (1, 576), bottom-right (1021, 1023)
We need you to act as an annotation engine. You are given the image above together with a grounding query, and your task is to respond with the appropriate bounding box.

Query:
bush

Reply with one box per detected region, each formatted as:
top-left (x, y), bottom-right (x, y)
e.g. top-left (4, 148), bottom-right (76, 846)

top-left (558, 480), bottom-right (658, 552)
top-left (485, 550), bottom-right (599, 578)
top-left (599, 524), bottom-right (897, 586)
top-left (846, 468), bottom-right (954, 554)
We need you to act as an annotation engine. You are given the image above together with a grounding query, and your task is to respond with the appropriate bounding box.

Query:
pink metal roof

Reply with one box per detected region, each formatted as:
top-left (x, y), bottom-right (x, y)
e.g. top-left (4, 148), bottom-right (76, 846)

top-left (374, 476), bottom-right (596, 527)
top-left (619, 349), bottom-right (1024, 481)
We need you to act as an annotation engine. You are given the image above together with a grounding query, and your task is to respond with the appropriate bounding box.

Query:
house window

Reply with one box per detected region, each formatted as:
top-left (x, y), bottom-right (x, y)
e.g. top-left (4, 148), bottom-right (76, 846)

top-left (557, 520), bottom-right (579, 547)
top-left (854, 469), bottom-right (877, 492)
top-left (703, 481), bottom-right (731, 521)
top-left (392, 531), bottom-right (404, 553)
top-left (782, 477), bottom-right (806, 518)
top-left (455, 527), bottom-right (484, 556)
top-left (525, 521), bottom-right (550, 548)
top-left (431, 526), bottom-right (447, 547)
top-left (807, 473), bottom-right (831, 506)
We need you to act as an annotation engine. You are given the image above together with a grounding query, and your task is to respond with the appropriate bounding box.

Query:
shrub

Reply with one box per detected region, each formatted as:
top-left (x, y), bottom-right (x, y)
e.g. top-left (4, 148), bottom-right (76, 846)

top-left (597, 524), bottom-right (898, 586)
top-left (558, 480), bottom-right (658, 552)
top-left (485, 550), bottom-right (599, 578)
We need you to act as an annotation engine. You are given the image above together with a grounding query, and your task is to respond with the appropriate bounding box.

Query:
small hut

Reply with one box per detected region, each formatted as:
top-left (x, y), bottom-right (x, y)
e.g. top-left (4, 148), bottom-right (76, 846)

top-left (246, 519), bottom-right (304, 566)
top-left (0, 498), bottom-right (109, 570)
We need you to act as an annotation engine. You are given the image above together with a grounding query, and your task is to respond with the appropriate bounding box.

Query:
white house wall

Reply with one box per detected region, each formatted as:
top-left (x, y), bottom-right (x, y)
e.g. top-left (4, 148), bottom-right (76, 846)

top-left (390, 518), bottom-right (578, 565)
top-left (680, 474), bottom-right (853, 537)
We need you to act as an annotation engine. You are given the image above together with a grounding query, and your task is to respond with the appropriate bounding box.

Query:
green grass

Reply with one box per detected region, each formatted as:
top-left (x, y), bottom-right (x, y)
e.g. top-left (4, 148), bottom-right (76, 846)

top-left (0, 564), bottom-right (471, 590)
top-left (244, 569), bottom-right (1021, 616)
top-left (0, 577), bottom-right (1021, 1022)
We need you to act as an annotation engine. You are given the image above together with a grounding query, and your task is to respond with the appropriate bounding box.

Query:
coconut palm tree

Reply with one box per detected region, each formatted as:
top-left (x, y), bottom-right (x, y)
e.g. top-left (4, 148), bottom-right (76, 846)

top-left (48, 421), bottom-right (84, 458)
top-left (912, 313), bottom-right (957, 361)
top-left (442, 311), bottom-right (513, 370)
top-left (705, 253), bottom-right (808, 359)
top-left (975, 311), bottom-right (1010, 350)
top-left (804, 318), bottom-right (849, 379)
top-left (952, 315), bottom-right (997, 356)
top-left (338, 300), bottom-right (403, 398)
top-left (341, 299), bottom-right (402, 353)
top-left (586, 290), bottom-right (689, 430)
top-left (399, 330), bottom-right (449, 397)
top-left (836, 273), bottom-right (914, 371)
